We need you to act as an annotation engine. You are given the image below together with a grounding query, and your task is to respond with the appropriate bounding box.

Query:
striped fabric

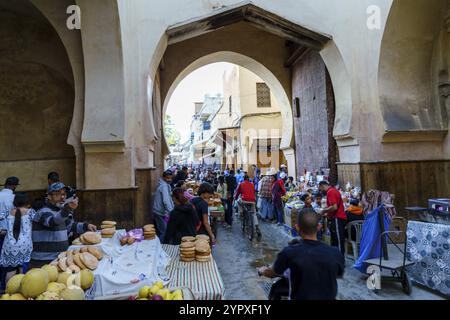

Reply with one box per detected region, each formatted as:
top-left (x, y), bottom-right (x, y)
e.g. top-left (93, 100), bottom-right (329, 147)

top-left (162, 244), bottom-right (225, 300)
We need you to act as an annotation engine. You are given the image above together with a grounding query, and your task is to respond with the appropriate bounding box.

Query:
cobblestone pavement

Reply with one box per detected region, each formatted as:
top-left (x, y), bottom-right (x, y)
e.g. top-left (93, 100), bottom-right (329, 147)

top-left (212, 216), bottom-right (446, 300)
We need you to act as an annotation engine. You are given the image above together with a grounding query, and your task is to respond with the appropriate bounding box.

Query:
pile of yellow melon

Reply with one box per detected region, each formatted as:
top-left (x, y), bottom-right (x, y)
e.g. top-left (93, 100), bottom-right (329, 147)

top-left (0, 264), bottom-right (94, 301)
top-left (135, 281), bottom-right (183, 300)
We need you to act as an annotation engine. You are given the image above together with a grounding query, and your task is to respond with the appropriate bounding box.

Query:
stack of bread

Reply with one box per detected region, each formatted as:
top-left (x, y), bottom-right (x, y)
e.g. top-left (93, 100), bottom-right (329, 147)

top-left (194, 236), bottom-right (211, 262)
top-left (143, 224), bottom-right (156, 240)
top-left (52, 246), bottom-right (103, 272)
top-left (179, 235), bottom-right (211, 262)
top-left (195, 234), bottom-right (210, 243)
top-left (195, 241), bottom-right (211, 262)
top-left (179, 238), bottom-right (196, 262)
top-left (100, 220), bottom-right (116, 238)
top-left (76, 232), bottom-right (102, 245)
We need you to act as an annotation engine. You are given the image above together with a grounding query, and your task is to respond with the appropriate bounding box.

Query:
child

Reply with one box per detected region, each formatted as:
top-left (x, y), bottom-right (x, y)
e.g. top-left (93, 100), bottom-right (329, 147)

top-left (312, 191), bottom-right (323, 213)
top-left (301, 193), bottom-right (324, 241)
top-left (346, 198), bottom-right (364, 222)
top-left (0, 193), bottom-right (33, 290)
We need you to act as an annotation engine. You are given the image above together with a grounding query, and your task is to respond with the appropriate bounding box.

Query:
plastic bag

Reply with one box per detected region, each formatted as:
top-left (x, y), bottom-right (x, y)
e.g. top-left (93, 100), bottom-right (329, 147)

top-left (124, 228), bottom-right (144, 242)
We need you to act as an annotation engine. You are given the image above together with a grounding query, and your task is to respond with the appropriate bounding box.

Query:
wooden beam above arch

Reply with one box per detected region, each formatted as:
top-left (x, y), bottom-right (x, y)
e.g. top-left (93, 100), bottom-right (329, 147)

top-left (166, 2), bottom-right (331, 51)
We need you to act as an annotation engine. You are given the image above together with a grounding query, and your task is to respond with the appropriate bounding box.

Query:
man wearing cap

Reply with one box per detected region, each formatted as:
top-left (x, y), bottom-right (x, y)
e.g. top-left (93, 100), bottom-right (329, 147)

top-left (0, 177), bottom-right (20, 257)
top-left (30, 182), bottom-right (96, 268)
top-left (152, 170), bottom-right (174, 240)
top-left (277, 164), bottom-right (288, 180)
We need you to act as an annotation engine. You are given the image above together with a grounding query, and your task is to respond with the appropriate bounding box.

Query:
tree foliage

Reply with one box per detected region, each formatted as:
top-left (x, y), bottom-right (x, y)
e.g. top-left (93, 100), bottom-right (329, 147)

top-left (164, 115), bottom-right (181, 146)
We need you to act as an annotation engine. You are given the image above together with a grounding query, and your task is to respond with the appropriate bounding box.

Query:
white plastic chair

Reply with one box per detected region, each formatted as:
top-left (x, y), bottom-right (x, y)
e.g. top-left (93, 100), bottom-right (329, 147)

top-left (346, 220), bottom-right (364, 260)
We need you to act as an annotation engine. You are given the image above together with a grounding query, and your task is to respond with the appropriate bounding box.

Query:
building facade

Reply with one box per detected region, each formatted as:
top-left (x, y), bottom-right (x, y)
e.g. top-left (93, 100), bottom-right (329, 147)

top-left (1, 0), bottom-right (449, 225)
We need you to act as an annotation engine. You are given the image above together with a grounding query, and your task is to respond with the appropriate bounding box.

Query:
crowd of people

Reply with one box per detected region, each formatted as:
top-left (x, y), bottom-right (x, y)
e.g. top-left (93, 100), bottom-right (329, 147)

top-left (155, 163), bottom-right (366, 300)
top-left (0, 163), bottom-right (365, 300)
top-left (0, 173), bottom-right (96, 291)
top-left (152, 165), bottom-right (294, 245)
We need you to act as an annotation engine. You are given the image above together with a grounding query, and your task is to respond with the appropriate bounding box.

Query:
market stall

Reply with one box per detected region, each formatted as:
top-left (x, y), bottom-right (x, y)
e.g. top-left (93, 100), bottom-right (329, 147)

top-left (162, 244), bottom-right (225, 300)
top-left (71, 230), bottom-right (171, 299)
top-left (406, 220), bottom-right (450, 296)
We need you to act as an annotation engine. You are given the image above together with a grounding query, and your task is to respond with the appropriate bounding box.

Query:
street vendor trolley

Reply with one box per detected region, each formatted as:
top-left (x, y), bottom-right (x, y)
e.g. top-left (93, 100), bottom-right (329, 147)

top-left (363, 207), bottom-right (415, 295)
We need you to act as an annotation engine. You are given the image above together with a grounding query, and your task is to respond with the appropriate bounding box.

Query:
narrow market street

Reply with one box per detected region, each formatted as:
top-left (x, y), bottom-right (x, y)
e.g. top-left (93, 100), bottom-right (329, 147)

top-left (213, 218), bottom-right (446, 300)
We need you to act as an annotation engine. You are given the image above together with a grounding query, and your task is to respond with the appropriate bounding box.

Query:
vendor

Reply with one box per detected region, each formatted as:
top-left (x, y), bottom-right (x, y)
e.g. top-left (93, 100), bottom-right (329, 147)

top-left (318, 181), bottom-right (347, 255)
top-left (163, 188), bottom-right (199, 245)
top-left (30, 182), bottom-right (96, 268)
top-left (190, 183), bottom-right (216, 245)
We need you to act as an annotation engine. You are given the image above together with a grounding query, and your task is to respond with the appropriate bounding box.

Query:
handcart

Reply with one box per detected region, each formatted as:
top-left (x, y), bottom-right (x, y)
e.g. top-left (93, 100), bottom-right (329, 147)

top-left (363, 206), bottom-right (415, 295)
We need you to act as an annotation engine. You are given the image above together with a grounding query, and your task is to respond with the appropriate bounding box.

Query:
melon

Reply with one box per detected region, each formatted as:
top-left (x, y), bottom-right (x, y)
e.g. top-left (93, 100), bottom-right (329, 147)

top-left (47, 282), bottom-right (66, 294)
top-left (80, 269), bottom-right (94, 290)
top-left (60, 288), bottom-right (85, 300)
top-left (10, 293), bottom-right (27, 300)
top-left (20, 268), bottom-right (49, 299)
top-left (36, 291), bottom-right (60, 300)
top-left (57, 272), bottom-right (71, 285)
top-left (6, 274), bottom-right (25, 294)
top-left (42, 264), bottom-right (59, 282)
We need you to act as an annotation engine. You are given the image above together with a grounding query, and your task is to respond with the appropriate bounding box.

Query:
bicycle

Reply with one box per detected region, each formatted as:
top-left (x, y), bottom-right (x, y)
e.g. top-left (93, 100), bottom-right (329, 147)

top-left (241, 200), bottom-right (261, 241)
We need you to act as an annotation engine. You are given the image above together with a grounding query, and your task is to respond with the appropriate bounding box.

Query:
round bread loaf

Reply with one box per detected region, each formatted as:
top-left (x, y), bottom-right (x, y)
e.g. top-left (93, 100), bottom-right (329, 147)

top-left (82, 232), bottom-right (102, 244)
top-left (101, 221), bottom-right (117, 226)
top-left (73, 253), bottom-right (87, 269)
top-left (80, 252), bottom-right (99, 270)
top-left (87, 246), bottom-right (103, 260)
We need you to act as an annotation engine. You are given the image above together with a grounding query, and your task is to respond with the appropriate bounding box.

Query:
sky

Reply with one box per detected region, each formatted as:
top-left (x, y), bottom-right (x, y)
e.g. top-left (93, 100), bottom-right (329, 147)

top-left (166, 62), bottom-right (235, 143)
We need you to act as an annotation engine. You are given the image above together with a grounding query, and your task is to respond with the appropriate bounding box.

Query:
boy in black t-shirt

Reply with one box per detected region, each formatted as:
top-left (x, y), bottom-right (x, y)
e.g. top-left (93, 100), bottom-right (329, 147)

top-left (190, 182), bottom-right (216, 245)
top-left (258, 210), bottom-right (345, 300)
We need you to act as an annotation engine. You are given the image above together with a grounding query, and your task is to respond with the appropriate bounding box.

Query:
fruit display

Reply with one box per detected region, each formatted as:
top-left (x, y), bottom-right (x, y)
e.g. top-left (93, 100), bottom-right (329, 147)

top-left (143, 224), bottom-right (156, 240)
top-left (207, 197), bottom-right (222, 207)
top-left (1, 266), bottom-right (95, 300)
top-left (52, 246), bottom-right (103, 271)
top-left (79, 231), bottom-right (102, 245)
top-left (132, 281), bottom-right (184, 300)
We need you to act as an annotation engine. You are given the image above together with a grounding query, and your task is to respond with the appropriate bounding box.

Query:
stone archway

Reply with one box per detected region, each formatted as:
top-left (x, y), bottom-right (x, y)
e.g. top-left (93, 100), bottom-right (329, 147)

top-left (161, 51), bottom-right (296, 176)
top-left (0, 0), bottom-right (77, 190)
top-left (148, 3), bottom-right (354, 178)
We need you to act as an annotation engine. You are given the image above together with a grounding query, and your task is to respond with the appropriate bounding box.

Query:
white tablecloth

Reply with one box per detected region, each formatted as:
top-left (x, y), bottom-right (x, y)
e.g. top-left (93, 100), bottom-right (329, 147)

top-left (69, 230), bottom-right (170, 299)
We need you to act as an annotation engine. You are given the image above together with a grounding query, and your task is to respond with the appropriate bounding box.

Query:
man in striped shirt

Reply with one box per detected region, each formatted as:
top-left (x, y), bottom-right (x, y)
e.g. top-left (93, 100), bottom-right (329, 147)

top-left (30, 182), bottom-right (96, 268)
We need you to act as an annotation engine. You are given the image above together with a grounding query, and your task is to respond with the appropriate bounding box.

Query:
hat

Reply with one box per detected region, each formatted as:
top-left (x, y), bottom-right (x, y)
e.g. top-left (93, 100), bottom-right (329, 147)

top-left (3, 176), bottom-right (20, 186)
top-left (47, 182), bottom-right (66, 194)
top-left (280, 164), bottom-right (287, 168)
top-left (163, 169), bottom-right (173, 177)
top-left (264, 168), bottom-right (277, 176)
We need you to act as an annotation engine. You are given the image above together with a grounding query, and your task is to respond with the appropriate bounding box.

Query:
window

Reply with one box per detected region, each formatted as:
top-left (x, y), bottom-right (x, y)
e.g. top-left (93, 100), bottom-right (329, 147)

top-left (256, 83), bottom-right (271, 108)
top-left (229, 96), bottom-right (232, 115)
top-left (294, 97), bottom-right (300, 118)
